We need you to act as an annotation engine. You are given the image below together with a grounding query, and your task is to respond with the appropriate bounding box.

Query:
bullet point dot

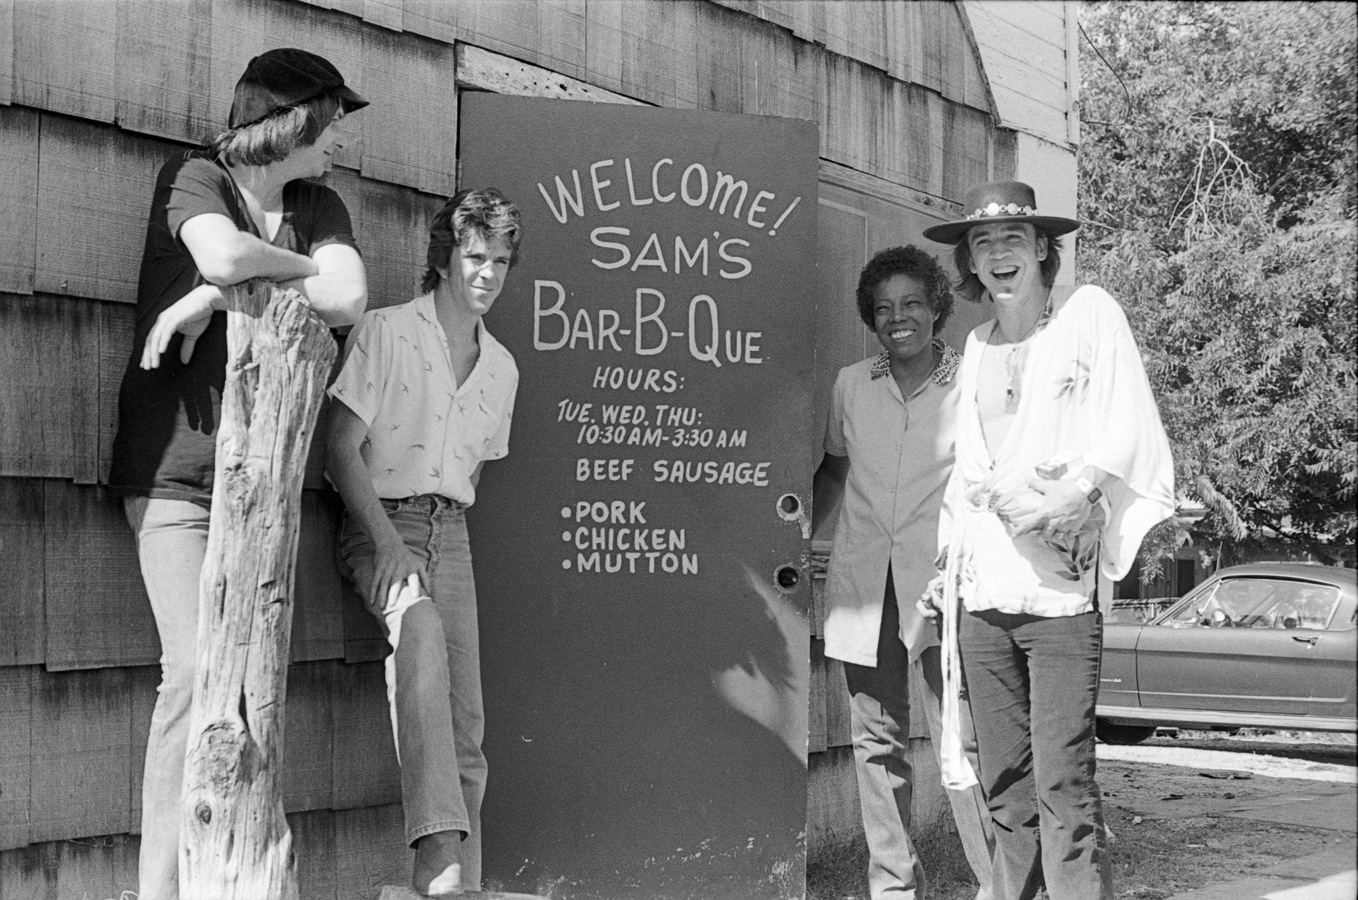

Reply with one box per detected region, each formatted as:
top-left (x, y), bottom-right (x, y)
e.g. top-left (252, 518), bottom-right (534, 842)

top-left (560, 507), bottom-right (571, 518)
top-left (561, 559), bottom-right (572, 570)
top-left (561, 531), bottom-right (571, 541)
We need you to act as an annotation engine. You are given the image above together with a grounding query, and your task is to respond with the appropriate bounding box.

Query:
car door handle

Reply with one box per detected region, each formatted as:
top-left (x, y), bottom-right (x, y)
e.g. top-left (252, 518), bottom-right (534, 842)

top-left (1291, 635), bottom-right (1319, 646)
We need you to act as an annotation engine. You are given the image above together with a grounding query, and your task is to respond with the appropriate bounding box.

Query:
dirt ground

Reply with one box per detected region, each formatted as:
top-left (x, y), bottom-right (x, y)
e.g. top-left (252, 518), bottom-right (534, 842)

top-left (1098, 730), bottom-right (1356, 898)
top-left (807, 730), bottom-right (1357, 900)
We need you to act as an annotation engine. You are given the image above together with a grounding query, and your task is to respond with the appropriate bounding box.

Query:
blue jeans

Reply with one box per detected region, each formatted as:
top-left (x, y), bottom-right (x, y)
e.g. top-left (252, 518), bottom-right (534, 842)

top-left (959, 609), bottom-right (1112, 900)
top-left (337, 494), bottom-right (486, 891)
top-left (842, 570), bottom-right (995, 900)
top-left (124, 495), bottom-right (211, 900)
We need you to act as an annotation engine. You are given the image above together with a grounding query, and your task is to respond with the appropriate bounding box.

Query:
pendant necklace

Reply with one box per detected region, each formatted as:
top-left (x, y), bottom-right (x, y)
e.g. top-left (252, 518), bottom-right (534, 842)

top-left (1004, 342), bottom-right (1029, 414)
top-left (996, 294), bottom-right (1053, 414)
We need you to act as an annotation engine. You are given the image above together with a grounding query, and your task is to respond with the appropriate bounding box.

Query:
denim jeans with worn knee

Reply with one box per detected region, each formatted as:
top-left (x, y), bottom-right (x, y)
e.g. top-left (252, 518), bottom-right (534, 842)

top-left (960, 609), bottom-right (1111, 900)
top-left (337, 494), bottom-right (486, 891)
top-left (125, 495), bottom-right (212, 900)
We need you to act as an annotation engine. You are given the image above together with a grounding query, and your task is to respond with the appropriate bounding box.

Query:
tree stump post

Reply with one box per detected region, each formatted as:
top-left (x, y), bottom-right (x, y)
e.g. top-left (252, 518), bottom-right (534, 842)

top-left (180, 280), bottom-right (337, 900)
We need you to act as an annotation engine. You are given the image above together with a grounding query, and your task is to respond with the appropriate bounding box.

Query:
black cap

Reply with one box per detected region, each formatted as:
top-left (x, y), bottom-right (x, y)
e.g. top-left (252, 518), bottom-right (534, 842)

top-left (228, 48), bottom-right (368, 128)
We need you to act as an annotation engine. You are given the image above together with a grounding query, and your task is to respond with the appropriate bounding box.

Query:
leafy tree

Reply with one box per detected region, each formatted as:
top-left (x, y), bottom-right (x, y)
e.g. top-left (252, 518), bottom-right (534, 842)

top-left (1077, 1), bottom-right (1357, 567)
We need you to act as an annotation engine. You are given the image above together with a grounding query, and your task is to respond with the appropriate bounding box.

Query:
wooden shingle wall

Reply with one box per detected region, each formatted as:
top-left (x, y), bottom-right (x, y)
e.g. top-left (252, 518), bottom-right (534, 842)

top-left (0, 0), bottom-right (1070, 893)
top-left (962, 0), bottom-right (1076, 145)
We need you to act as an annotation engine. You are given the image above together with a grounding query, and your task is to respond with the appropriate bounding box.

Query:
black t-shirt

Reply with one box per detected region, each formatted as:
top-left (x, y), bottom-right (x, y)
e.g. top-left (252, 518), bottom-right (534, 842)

top-left (108, 151), bottom-right (359, 503)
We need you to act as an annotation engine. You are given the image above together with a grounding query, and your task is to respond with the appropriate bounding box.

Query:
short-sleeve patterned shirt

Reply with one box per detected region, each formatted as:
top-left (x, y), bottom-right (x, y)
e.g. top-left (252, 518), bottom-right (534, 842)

top-left (328, 293), bottom-right (518, 505)
top-left (821, 343), bottom-right (962, 667)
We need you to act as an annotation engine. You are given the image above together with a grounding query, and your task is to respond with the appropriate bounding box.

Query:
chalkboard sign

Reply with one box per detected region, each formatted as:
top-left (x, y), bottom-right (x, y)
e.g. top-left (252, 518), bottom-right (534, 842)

top-left (461, 94), bottom-right (818, 899)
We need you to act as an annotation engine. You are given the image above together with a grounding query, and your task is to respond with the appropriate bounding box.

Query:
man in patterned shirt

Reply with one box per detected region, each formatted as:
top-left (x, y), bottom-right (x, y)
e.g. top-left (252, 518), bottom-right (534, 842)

top-left (326, 188), bottom-right (522, 897)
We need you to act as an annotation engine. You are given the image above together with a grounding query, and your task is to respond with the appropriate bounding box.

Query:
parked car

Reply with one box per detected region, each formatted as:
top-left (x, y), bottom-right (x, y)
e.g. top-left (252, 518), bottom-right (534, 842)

top-left (1097, 562), bottom-right (1358, 744)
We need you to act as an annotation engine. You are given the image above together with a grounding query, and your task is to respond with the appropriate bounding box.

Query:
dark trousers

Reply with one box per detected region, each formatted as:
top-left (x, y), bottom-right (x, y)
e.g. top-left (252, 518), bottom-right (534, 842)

top-left (959, 609), bottom-right (1112, 900)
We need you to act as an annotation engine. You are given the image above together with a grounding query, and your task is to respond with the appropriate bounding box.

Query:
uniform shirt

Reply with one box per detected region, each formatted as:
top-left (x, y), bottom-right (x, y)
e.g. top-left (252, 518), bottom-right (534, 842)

top-left (328, 293), bottom-right (518, 505)
top-left (110, 151), bottom-right (358, 502)
top-left (821, 342), bottom-right (962, 667)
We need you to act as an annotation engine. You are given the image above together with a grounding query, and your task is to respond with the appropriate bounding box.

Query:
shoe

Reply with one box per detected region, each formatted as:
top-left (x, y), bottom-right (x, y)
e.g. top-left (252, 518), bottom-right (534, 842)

top-left (413, 830), bottom-right (462, 896)
top-left (421, 862), bottom-right (461, 897)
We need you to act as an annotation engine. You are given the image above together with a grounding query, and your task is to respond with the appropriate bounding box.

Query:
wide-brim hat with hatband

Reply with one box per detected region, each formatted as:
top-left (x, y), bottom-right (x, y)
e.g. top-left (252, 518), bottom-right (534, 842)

top-left (922, 180), bottom-right (1079, 245)
top-left (229, 48), bottom-right (369, 128)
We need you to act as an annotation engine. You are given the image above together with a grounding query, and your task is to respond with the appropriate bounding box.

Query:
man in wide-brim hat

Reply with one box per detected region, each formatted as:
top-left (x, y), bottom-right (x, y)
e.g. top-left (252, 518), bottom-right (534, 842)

top-left (920, 180), bottom-right (1175, 900)
top-left (922, 180), bottom-right (1079, 305)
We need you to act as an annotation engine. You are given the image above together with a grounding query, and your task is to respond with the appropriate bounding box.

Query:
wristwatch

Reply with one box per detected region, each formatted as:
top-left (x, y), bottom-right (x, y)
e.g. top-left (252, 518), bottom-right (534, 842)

top-left (1074, 475), bottom-right (1102, 506)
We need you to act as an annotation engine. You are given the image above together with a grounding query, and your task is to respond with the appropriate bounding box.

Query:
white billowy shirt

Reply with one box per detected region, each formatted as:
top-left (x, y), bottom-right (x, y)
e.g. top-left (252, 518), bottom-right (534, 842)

top-left (940, 284), bottom-right (1175, 616)
top-left (328, 293), bottom-right (518, 505)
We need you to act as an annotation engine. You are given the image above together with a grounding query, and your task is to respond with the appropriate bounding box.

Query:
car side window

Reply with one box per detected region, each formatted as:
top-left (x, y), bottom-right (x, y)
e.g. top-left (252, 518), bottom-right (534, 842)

top-left (1268, 583), bottom-right (1341, 630)
top-left (1170, 578), bottom-right (1279, 628)
top-left (1163, 576), bottom-right (1345, 631)
top-left (1214, 579), bottom-right (1278, 628)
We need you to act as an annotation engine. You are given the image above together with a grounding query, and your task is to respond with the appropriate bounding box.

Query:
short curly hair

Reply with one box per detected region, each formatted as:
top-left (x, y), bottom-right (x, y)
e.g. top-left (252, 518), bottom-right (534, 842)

top-left (855, 245), bottom-right (954, 332)
top-left (421, 188), bottom-right (523, 294)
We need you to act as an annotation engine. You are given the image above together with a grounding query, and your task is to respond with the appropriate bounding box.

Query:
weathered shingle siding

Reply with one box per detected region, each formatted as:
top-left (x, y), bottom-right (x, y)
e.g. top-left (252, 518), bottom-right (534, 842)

top-left (0, 0), bottom-right (1075, 893)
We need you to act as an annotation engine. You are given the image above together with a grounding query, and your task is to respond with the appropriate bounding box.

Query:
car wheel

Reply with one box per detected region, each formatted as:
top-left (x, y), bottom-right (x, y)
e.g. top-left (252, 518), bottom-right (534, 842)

top-left (1096, 720), bottom-right (1157, 745)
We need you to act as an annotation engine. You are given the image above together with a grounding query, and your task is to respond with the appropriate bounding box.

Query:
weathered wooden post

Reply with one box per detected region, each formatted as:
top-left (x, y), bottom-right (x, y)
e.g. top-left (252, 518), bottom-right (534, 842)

top-left (180, 279), bottom-right (337, 900)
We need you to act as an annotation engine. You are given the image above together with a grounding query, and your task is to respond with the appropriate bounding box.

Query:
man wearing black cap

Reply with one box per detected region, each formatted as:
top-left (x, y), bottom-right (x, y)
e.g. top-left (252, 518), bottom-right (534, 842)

top-left (108, 48), bottom-right (369, 900)
top-left (919, 182), bottom-right (1174, 900)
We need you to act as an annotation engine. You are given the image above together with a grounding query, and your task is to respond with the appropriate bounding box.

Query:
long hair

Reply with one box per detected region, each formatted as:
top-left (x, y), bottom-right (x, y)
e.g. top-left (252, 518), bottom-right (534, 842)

top-left (421, 188), bottom-right (523, 294)
top-left (951, 226), bottom-right (1064, 304)
top-left (855, 245), bottom-right (954, 333)
top-left (208, 91), bottom-right (342, 167)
